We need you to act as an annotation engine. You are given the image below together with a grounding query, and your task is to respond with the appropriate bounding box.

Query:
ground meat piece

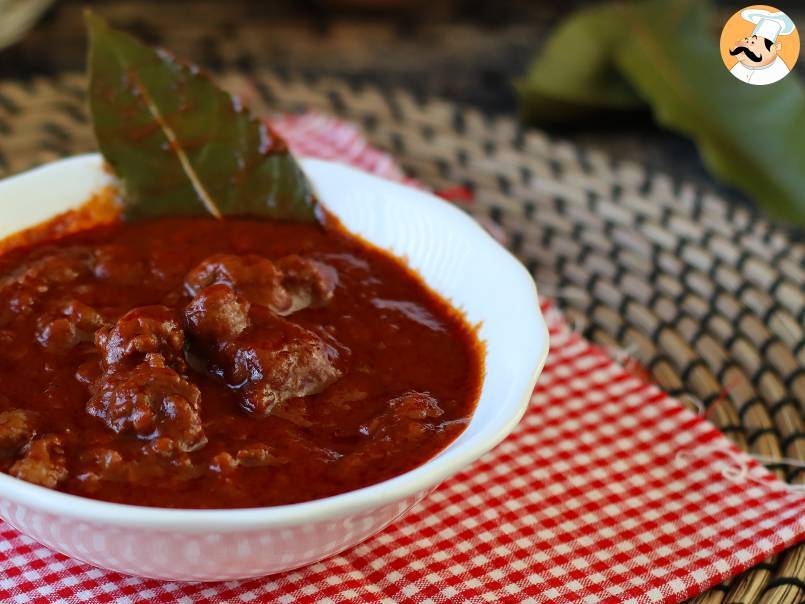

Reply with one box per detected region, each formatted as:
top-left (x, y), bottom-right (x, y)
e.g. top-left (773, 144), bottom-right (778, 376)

top-left (226, 310), bottom-right (342, 416)
top-left (276, 255), bottom-right (337, 311)
top-left (204, 445), bottom-right (284, 475)
top-left (145, 450), bottom-right (202, 483)
top-left (270, 398), bottom-right (313, 428)
top-left (95, 305), bottom-right (185, 370)
top-left (93, 245), bottom-right (147, 285)
top-left (376, 391), bottom-right (444, 424)
top-left (334, 392), bottom-right (444, 479)
top-left (9, 247), bottom-right (93, 285)
top-left (185, 294), bottom-right (342, 417)
top-left (36, 300), bottom-right (105, 352)
top-left (184, 254), bottom-right (337, 316)
top-left (184, 284), bottom-right (251, 342)
top-left (236, 444), bottom-right (283, 467)
top-left (0, 247), bottom-right (94, 316)
top-left (9, 434), bottom-right (68, 488)
top-left (185, 254), bottom-right (291, 311)
top-left (85, 447), bottom-right (124, 473)
top-left (76, 447), bottom-right (126, 484)
top-left (209, 452), bottom-right (238, 475)
top-left (75, 359), bottom-right (102, 385)
top-left (0, 409), bottom-right (37, 449)
top-left (87, 362), bottom-right (206, 452)
top-left (37, 318), bottom-right (80, 352)
top-left (147, 436), bottom-right (180, 458)
top-left (77, 446), bottom-right (204, 488)
top-left (362, 391), bottom-right (444, 442)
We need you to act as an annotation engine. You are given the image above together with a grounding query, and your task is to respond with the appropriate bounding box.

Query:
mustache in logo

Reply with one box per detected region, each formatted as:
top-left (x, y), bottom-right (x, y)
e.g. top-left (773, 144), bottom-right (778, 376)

top-left (730, 46), bottom-right (763, 62)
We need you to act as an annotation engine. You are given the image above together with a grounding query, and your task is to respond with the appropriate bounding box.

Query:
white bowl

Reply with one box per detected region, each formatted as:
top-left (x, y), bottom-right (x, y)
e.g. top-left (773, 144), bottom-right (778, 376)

top-left (0, 154), bottom-right (548, 581)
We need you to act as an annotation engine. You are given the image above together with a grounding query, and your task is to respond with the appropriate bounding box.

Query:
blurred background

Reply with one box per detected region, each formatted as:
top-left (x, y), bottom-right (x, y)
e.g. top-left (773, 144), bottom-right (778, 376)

top-left (1, 0), bottom-right (804, 229)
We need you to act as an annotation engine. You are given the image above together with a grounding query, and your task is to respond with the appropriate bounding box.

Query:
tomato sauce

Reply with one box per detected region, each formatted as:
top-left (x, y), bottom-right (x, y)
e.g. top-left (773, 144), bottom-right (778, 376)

top-left (0, 210), bottom-right (482, 508)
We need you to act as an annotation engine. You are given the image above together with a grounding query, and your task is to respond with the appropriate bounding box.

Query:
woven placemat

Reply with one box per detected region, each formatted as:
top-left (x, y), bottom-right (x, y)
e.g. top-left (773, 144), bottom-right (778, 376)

top-left (0, 71), bottom-right (802, 604)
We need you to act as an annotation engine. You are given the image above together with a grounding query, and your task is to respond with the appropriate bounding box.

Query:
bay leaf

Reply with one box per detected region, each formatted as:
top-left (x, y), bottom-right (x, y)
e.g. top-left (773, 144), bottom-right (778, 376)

top-left (86, 12), bottom-right (318, 222)
top-left (514, 4), bottom-right (643, 125)
top-left (614, 0), bottom-right (805, 226)
top-left (516, 0), bottom-right (805, 226)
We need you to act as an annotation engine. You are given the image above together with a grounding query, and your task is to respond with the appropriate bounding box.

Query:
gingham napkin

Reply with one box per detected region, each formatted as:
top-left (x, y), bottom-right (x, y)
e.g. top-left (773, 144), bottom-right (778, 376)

top-left (0, 113), bottom-right (803, 604)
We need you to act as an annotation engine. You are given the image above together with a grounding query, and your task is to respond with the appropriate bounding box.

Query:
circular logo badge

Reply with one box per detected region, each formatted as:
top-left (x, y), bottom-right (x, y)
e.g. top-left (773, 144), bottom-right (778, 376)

top-left (720, 5), bottom-right (799, 85)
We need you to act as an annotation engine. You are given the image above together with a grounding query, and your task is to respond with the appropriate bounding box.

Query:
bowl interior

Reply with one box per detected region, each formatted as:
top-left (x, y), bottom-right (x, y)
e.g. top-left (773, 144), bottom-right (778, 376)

top-left (0, 155), bottom-right (548, 525)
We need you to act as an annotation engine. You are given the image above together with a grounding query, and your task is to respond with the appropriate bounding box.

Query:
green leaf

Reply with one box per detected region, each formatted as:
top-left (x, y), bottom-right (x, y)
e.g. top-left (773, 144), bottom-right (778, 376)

top-left (514, 4), bottom-right (644, 125)
top-left (86, 12), bottom-right (318, 222)
top-left (614, 0), bottom-right (805, 225)
top-left (517, 0), bottom-right (805, 226)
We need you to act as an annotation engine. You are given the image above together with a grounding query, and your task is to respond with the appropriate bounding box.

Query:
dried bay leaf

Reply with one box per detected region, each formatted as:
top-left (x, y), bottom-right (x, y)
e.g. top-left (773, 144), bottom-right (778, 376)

top-left (517, 0), bottom-right (805, 225)
top-left (86, 12), bottom-right (318, 222)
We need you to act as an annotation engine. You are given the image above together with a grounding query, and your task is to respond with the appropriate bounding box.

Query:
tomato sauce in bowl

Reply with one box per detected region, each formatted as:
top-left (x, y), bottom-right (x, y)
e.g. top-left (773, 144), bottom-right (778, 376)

top-left (0, 209), bottom-right (483, 509)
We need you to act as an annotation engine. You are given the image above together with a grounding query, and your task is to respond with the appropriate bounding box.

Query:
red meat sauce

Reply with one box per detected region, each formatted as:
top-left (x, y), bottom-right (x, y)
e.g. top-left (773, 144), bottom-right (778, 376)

top-left (0, 207), bottom-right (483, 508)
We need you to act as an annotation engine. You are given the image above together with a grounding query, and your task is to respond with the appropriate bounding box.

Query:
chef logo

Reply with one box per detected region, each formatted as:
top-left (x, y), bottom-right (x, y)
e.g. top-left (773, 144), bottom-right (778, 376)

top-left (720, 5), bottom-right (799, 85)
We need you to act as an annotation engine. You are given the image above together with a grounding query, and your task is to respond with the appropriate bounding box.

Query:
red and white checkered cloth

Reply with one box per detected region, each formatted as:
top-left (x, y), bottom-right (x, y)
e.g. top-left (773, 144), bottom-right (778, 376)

top-left (1, 113), bottom-right (803, 603)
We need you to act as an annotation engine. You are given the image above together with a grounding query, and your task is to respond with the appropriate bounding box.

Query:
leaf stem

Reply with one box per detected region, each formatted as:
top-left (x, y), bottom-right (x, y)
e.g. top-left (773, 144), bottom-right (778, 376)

top-left (131, 72), bottom-right (222, 219)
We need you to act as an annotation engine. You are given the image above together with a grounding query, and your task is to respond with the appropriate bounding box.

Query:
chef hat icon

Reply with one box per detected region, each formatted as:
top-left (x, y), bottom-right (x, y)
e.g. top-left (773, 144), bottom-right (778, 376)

top-left (741, 9), bottom-right (795, 42)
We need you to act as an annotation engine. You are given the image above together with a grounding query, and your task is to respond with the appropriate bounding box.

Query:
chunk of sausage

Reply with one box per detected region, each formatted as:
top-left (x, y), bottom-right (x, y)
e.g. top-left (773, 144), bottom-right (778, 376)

top-left (376, 391), bottom-right (444, 424)
top-left (226, 311), bottom-right (342, 416)
top-left (185, 254), bottom-right (290, 311)
top-left (275, 255), bottom-right (337, 312)
top-left (75, 447), bottom-right (126, 486)
top-left (77, 446), bottom-right (204, 488)
top-left (9, 247), bottom-right (93, 285)
top-left (184, 254), bottom-right (336, 316)
top-left (236, 444), bottom-right (282, 468)
top-left (334, 392), bottom-right (444, 479)
top-left (184, 289), bottom-right (342, 417)
top-left (87, 362), bottom-right (206, 452)
top-left (184, 284), bottom-right (251, 342)
top-left (0, 409), bottom-right (37, 449)
top-left (36, 300), bottom-right (105, 352)
top-left (362, 391), bottom-right (444, 442)
top-left (207, 444), bottom-right (283, 475)
top-left (0, 247), bottom-right (94, 314)
top-left (209, 452), bottom-right (239, 475)
top-left (95, 306), bottom-right (185, 370)
top-left (83, 447), bottom-right (125, 475)
top-left (93, 245), bottom-right (147, 285)
top-left (9, 435), bottom-right (68, 488)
